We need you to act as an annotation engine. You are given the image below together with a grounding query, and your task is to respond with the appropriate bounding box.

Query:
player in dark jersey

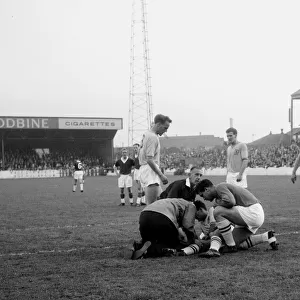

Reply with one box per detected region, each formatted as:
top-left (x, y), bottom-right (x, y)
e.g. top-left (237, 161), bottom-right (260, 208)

top-left (73, 159), bottom-right (84, 193)
top-left (133, 143), bottom-right (146, 206)
top-left (114, 148), bottom-right (135, 206)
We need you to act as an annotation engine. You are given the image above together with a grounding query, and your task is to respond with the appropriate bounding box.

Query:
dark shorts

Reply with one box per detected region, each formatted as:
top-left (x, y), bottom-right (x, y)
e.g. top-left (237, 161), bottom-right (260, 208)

top-left (139, 211), bottom-right (179, 248)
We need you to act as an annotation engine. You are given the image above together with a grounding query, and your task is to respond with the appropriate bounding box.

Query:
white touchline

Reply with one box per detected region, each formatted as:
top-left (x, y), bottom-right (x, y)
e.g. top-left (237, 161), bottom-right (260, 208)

top-left (0, 231), bottom-right (299, 258)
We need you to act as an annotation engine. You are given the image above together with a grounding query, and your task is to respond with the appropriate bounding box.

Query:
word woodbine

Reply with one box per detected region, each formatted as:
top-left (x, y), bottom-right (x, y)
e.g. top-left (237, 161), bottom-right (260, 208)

top-left (0, 118), bottom-right (49, 129)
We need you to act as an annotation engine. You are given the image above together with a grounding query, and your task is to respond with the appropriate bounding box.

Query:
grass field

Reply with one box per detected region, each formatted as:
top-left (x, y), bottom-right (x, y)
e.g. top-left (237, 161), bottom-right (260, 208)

top-left (1, 175), bottom-right (300, 300)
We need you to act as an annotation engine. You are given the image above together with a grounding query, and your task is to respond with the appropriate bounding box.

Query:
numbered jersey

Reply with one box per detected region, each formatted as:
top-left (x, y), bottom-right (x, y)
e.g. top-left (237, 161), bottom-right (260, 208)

top-left (74, 161), bottom-right (84, 171)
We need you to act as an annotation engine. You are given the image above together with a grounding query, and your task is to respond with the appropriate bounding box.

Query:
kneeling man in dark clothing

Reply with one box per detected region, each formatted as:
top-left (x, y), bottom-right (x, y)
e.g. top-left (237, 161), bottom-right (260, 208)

top-left (131, 198), bottom-right (208, 259)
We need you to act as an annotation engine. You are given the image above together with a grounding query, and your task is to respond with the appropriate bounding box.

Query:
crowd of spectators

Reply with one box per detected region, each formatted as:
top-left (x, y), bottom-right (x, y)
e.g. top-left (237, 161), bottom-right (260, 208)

top-left (1, 143), bottom-right (300, 172)
top-left (0, 148), bottom-right (111, 171)
top-left (160, 143), bottom-right (300, 170)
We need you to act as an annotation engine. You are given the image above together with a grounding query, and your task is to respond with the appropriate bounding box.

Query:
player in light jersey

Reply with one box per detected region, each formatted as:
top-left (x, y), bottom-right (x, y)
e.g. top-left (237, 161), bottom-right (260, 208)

top-left (133, 143), bottom-right (146, 206)
top-left (291, 149), bottom-right (300, 183)
top-left (139, 114), bottom-right (172, 205)
top-left (73, 159), bottom-right (84, 193)
top-left (226, 127), bottom-right (249, 188)
top-left (114, 148), bottom-right (135, 206)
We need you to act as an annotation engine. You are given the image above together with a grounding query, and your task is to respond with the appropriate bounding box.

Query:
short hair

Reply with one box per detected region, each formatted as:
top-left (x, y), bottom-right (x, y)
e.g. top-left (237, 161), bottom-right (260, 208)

top-left (154, 114), bottom-right (172, 125)
top-left (121, 148), bottom-right (127, 152)
top-left (226, 127), bottom-right (237, 135)
top-left (190, 166), bottom-right (200, 172)
top-left (196, 179), bottom-right (213, 193)
top-left (133, 143), bottom-right (139, 147)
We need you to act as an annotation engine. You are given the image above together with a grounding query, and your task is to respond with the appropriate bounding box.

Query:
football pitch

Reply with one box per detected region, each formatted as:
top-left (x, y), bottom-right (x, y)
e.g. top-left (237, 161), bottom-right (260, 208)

top-left (1, 176), bottom-right (300, 300)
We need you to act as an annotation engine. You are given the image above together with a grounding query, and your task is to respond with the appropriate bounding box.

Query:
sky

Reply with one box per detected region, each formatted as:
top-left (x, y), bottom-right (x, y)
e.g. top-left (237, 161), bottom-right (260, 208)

top-left (1, 0), bottom-right (300, 147)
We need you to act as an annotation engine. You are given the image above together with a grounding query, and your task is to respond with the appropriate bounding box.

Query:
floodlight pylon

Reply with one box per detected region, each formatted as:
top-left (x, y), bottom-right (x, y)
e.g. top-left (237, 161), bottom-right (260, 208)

top-left (128, 0), bottom-right (153, 147)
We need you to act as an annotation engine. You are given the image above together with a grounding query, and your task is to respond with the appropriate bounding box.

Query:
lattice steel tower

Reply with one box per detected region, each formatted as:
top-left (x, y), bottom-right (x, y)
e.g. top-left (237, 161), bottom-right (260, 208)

top-left (128, 0), bottom-right (153, 146)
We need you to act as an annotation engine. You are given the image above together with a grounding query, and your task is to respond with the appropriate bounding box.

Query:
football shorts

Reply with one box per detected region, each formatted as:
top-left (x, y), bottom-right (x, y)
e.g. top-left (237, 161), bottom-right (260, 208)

top-left (236, 203), bottom-right (264, 234)
top-left (118, 174), bottom-right (133, 188)
top-left (139, 164), bottom-right (161, 188)
top-left (226, 172), bottom-right (247, 188)
top-left (74, 170), bottom-right (84, 180)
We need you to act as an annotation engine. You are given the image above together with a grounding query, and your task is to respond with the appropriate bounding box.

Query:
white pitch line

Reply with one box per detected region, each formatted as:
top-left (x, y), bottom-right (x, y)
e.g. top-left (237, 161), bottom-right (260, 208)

top-left (276, 231), bottom-right (299, 236)
top-left (1, 222), bottom-right (134, 232)
top-left (1, 231), bottom-right (299, 258)
top-left (0, 246), bottom-right (115, 257)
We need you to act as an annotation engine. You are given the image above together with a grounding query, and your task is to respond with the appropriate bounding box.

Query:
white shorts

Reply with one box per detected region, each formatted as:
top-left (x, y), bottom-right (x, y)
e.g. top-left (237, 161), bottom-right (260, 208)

top-left (226, 172), bottom-right (247, 188)
top-left (236, 203), bottom-right (264, 234)
top-left (74, 170), bottom-right (84, 180)
top-left (139, 164), bottom-right (161, 188)
top-left (134, 169), bottom-right (141, 181)
top-left (118, 174), bottom-right (133, 188)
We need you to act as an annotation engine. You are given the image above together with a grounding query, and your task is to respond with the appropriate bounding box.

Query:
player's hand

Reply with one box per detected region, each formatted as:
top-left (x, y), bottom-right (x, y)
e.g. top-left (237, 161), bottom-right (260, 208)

top-left (291, 174), bottom-right (297, 184)
top-left (178, 228), bottom-right (188, 243)
top-left (160, 174), bottom-right (168, 185)
top-left (236, 174), bottom-right (242, 182)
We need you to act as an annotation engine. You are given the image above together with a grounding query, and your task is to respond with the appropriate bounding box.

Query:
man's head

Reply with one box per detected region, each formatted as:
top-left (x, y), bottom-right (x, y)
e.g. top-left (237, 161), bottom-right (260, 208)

top-left (196, 179), bottom-right (215, 201)
top-left (226, 127), bottom-right (238, 145)
top-left (194, 200), bottom-right (207, 221)
top-left (133, 143), bottom-right (139, 154)
top-left (121, 148), bottom-right (128, 159)
top-left (188, 166), bottom-right (203, 186)
top-left (152, 114), bottom-right (172, 136)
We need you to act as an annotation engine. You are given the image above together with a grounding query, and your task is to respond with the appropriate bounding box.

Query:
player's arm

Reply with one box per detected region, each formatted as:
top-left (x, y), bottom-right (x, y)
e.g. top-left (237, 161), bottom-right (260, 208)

top-left (291, 152), bottom-right (300, 183)
top-left (215, 186), bottom-right (236, 208)
top-left (147, 157), bottom-right (168, 184)
top-left (237, 144), bottom-right (249, 181)
top-left (130, 159), bottom-right (135, 176)
top-left (114, 162), bottom-right (120, 177)
top-left (181, 204), bottom-right (198, 244)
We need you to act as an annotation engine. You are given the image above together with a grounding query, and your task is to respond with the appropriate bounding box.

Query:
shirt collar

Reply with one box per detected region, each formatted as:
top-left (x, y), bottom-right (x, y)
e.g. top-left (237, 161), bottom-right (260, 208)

top-left (121, 157), bottom-right (128, 163)
top-left (185, 177), bottom-right (191, 188)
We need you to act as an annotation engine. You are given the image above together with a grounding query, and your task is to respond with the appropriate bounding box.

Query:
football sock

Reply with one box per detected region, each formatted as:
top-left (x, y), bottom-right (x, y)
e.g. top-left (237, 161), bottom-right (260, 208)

top-left (121, 193), bottom-right (125, 204)
top-left (136, 197), bottom-right (141, 205)
top-left (239, 231), bottom-right (275, 250)
top-left (73, 184), bottom-right (76, 192)
top-left (80, 184), bottom-right (83, 191)
top-left (129, 193), bottom-right (133, 204)
top-left (181, 244), bottom-right (200, 255)
top-left (217, 219), bottom-right (236, 246)
top-left (210, 236), bottom-right (222, 252)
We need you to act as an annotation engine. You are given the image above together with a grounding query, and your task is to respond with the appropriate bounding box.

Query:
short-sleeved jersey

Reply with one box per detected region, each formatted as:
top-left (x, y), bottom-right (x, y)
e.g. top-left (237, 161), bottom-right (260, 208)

top-left (115, 157), bottom-right (135, 175)
top-left (134, 154), bottom-right (141, 170)
top-left (227, 142), bottom-right (248, 173)
top-left (139, 130), bottom-right (160, 166)
top-left (215, 183), bottom-right (259, 207)
top-left (74, 161), bottom-right (84, 171)
top-left (143, 198), bottom-right (197, 241)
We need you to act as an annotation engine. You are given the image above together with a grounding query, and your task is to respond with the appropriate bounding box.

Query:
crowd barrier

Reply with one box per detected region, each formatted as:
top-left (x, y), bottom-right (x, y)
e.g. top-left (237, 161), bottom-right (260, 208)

top-left (0, 170), bottom-right (61, 179)
top-left (0, 168), bottom-right (110, 179)
top-left (1, 167), bottom-right (300, 179)
top-left (186, 167), bottom-right (300, 176)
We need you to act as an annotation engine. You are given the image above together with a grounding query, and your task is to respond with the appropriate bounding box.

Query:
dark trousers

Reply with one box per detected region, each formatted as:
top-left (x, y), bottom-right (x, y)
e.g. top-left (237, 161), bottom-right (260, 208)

top-left (139, 211), bottom-right (181, 257)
